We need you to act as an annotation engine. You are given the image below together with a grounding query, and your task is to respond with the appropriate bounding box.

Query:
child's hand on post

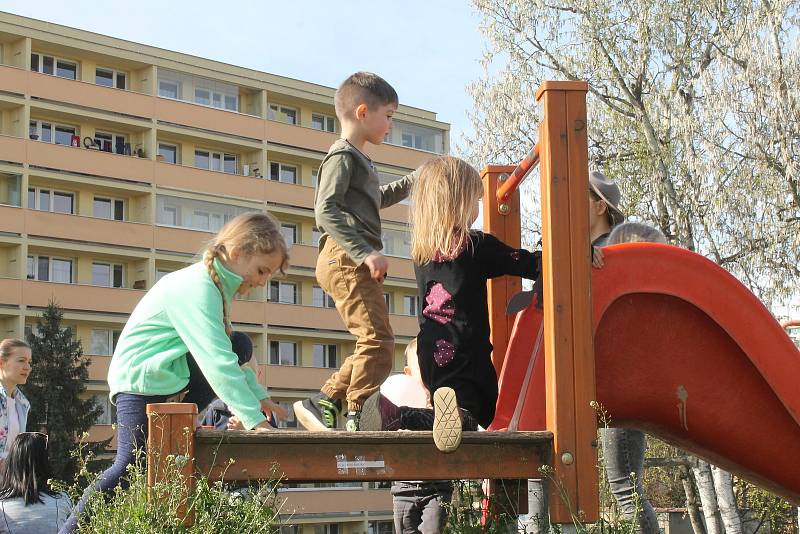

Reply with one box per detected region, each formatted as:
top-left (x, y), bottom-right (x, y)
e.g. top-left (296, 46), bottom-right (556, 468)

top-left (261, 398), bottom-right (289, 421)
top-left (364, 252), bottom-right (389, 282)
top-left (592, 246), bottom-right (605, 269)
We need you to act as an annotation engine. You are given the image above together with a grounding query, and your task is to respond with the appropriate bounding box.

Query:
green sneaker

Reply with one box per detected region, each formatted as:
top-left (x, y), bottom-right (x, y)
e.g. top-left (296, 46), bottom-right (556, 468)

top-left (293, 393), bottom-right (341, 431)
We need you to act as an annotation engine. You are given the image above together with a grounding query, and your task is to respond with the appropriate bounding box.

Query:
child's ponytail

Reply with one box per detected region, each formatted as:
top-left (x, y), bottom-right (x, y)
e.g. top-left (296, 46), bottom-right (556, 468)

top-left (204, 244), bottom-right (233, 337)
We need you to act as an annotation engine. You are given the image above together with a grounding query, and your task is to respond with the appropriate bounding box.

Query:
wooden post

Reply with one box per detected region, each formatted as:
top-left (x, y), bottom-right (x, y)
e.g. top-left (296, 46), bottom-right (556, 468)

top-left (481, 165), bottom-right (521, 376)
top-left (536, 81), bottom-right (598, 524)
top-left (147, 403), bottom-right (197, 525)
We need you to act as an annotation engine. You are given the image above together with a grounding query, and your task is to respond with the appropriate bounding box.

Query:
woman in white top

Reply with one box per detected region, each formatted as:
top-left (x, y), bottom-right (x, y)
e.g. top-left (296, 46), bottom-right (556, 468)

top-left (0, 432), bottom-right (72, 533)
top-left (0, 339), bottom-right (32, 459)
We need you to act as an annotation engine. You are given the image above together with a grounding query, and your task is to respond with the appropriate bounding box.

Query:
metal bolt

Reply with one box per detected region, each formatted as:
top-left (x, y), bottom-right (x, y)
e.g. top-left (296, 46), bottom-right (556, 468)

top-left (561, 452), bottom-right (574, 465)
top-left (498, 173), bottom-right (509, 181)
top-left (499, 203), bottom-right (510, 214)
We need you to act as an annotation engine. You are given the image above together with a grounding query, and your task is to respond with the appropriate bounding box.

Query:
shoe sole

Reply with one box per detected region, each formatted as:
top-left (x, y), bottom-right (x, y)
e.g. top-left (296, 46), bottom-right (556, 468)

top-left (359, 393), bottom-right (381, 431)
top-left (433, 387), bottom-right (462, 453)
top-left (293, 400), bottom-right (333, 432)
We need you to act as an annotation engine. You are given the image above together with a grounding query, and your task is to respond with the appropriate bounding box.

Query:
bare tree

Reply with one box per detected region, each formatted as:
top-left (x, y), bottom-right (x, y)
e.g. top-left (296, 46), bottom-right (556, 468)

top-left (465, 0), bottom-right (800, 304)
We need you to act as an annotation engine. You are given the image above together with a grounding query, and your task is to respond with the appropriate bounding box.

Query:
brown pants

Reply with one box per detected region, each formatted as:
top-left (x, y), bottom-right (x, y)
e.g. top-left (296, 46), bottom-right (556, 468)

top-left (316, 238), bottom-right (395, 411)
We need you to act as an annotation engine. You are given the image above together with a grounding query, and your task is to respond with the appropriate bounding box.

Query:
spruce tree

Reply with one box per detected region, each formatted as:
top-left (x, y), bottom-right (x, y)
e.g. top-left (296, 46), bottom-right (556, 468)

top-left (25, 300), bottom-right (108, 482)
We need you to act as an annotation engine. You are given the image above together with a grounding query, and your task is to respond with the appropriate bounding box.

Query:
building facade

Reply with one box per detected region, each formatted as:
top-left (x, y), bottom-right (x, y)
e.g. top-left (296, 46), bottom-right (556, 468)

top-left (0, 12), bottom-right (449, 534)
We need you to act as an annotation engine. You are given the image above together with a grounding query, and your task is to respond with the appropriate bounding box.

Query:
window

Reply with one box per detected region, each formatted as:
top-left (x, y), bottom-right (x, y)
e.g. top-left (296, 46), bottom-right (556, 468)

top-left (314, 525), bottom-right (340, 534)
top-left (194, 86), bottom-right (238, 111)
top-left (269, 341), bottom-right (297, 366)
top-left (368, 521), bottom-right (392, 534)
top-left (268, 104), bottom-right (297, 124)
top-left (158, 143), bottom-right (178, 164)
top-left (195, 150), bottom-right (238, 174)
top-left (92, 262), bottom-right (125, 288)
top-left (269, 281), bottom-right (297, 304)
top-left (311, 113), bottom-right (336, 133)
top-left (93, 197), bottom-right (125, 221)
top-left (311, 168), bottom-right (319, 187)
top-left (94, 131), bottom-right (128, 154)
top-left (95, 67), bottom-right (127, 89)
top-left (403, 295), bottom-right (419, 316)
top-left (382, 228), bottom-right (412, 258)
top-left (90, 329), bottom-right (121, 356)
top-left (269, 162), bottom-right (297, 184)
top-left (312, 286), bottom-right (335, 308)
top-left (29, 120), bottom-right (77, 146)
top-left (313, 344), bottom-right (337, 368)
top-left (384, 292), bottom-right (392, 312)
top-left (155, 269), bottom-right (173, 282)
top-left (156, 195), bottom-right (252, 231)
top-left (27, 255), bottom-right (73, 283)
top-left (158, 80), bottom-right (181, 99)
top-left (31, 53), bottom-right (77, 80)
top-left (27, 187), bottom-right (75, 214)
top-left (92, 394), bottom-right (117, 425)
top-left (386, 120), bottom-right (445, 153)
top-left (280, 224), bottom-right (297, 245)
top-left (312, 227), bottom-right (322, 246)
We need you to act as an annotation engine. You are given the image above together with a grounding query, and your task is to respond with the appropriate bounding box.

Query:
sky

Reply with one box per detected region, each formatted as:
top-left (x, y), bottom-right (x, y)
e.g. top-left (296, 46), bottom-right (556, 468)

top-left (2, 0), bottom-right (487, 153)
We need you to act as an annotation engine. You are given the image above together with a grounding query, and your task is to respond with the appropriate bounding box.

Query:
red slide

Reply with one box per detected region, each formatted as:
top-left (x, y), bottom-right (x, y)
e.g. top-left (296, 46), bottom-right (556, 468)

top-left (491, 243), bottom-right (800, 502)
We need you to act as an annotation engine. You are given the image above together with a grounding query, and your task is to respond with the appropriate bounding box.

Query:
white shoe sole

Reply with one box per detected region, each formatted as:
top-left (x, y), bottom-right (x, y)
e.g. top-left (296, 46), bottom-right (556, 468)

top-left (433, 387), bottom-right (462, 453)
top-left (293, 400), bottom-right (333, 432)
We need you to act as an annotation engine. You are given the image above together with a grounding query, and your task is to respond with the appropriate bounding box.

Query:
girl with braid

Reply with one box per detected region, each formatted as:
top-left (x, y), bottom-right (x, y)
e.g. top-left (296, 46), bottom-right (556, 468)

top-left (60, 212), bottom-right (289, 534)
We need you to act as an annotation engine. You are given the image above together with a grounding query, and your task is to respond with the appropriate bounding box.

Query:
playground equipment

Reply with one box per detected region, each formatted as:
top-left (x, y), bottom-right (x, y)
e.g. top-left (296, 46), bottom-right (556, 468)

top-left (147, 80), bottom-right (800, 526)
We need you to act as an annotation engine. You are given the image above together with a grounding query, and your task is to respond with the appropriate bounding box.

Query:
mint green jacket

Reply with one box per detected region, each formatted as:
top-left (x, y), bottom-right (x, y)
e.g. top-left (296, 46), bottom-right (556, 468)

top-left (108, 259), bottom-right (268, 429)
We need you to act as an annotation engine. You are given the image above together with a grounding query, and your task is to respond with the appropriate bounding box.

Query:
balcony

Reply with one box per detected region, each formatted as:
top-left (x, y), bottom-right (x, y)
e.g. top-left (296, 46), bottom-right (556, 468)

top-left (24, 210), bottom-right (153, 249)
top-left (28, 70), bottom-right (155, 119)
top-left (0, 134), bottom-right (26, 165)
top-left (0, 64), bottom-right (28, 95)
top-left (156, 97), bottom-right (265, 140)
top-left (260, 364), bottom-right (337, 391)
top-left (267, 120), bottom-right (435, 170)
top-left (27, 140), bottom-right (155, 183)
top-left (86, 355), bottom-right (111, 382)
top-left (154, 225), bottom-right (211, 255)
top-left (0, 277), bottom-right (22, 306)
top-left (22, 280), bottom-right (145, 314)
top-left (155, 161), bottom-right (266, 200)
top-left (0, 204), bottom-right (24, 234)
top-left (279, 488), bottom-right (390, 515)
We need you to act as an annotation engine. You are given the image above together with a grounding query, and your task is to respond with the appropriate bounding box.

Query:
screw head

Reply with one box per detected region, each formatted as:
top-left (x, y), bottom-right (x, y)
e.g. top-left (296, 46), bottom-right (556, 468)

top-left (499, 203), bottom-right (511, 214)
top-left (498, 173), bottom-right (509, 181)
top-left (561, 452), bottom-right (574, 465)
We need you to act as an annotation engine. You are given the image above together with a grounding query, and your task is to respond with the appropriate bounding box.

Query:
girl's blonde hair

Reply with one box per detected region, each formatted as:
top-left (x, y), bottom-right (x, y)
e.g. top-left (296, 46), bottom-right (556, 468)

top-left (410, 156), bottom-right (483, 265)
top-left (203, 212), bottom-right (289, 336)
top-left (607, 222), bottom-right (667, 245)
top-left (0, 339), bottom-right (30, 362)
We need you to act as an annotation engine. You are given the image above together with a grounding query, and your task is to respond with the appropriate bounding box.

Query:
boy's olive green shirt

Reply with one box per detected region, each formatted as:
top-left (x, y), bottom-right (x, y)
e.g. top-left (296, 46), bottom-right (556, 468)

top-left (314, 139), bottom-right (417, 263)
top-left (108, 259), bottom-right (268, 430)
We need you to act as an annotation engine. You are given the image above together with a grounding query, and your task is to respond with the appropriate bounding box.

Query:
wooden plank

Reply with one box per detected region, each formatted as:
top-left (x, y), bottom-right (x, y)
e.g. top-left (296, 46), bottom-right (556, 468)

top-left (565, 88), bottom-right (599, 522)
top-left (481, 164), bottom-right (522, 375)
top-left (194, 430), bottom-right (553, 482)
top-left (538, 87), bottom-right (579, 522)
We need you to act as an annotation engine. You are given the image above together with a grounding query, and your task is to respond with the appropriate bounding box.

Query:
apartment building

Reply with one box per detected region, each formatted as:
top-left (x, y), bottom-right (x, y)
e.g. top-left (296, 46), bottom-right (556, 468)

top-left (0, 12), bottom-right (449, 534)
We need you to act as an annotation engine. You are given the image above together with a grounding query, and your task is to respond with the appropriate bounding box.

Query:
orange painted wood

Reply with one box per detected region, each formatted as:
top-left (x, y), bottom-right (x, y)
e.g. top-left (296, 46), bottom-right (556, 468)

top-left (564, 88), bottom-right (599, 521)
top-left (536, 80), bottom-right (597, 523)
top-left (481, 165), bottom-right (522, 375)
top-left (146, 403), bottom-right (197, 525)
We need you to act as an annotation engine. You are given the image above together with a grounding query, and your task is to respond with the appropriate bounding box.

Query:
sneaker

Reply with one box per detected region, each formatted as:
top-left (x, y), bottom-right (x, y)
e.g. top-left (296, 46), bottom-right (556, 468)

top-left (345, 410), bottom-right (361, 432)
top-left (432, 387), bottom-right (462, 453)
top-left (293, 393), bottom-right (341, 431)
top-left (359, 392), bottom-right (402, 431)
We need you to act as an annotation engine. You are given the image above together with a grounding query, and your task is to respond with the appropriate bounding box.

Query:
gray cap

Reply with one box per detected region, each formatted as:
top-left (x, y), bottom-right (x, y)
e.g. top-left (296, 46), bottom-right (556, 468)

top-left (589, 171), bottom-right (625, 226)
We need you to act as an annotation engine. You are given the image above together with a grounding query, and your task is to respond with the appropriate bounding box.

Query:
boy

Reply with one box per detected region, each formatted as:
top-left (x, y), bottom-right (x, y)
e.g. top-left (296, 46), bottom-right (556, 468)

top-left (294, 72), bottom-right (417, 432)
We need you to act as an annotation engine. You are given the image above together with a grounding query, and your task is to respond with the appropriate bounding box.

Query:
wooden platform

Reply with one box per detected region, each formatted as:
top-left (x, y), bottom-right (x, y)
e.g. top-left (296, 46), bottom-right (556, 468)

top-left (193, 430), bottom-right (553, 482)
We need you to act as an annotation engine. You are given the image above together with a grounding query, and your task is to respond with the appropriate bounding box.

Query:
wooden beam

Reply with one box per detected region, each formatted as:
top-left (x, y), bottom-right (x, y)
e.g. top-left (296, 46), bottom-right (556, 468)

top-left (194, 429), bottom-right (552, 482)
top-left (536, 80), bottom-right (598, 523)
top-left (481, 164), bottom-right (522, 376)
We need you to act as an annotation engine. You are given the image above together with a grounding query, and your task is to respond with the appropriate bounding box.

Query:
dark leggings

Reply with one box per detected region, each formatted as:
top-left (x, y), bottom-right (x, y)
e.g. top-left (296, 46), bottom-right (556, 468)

top-left (59, 393), bottom-right (171, 533)
top-left (399, 406), bottom-right (479, 431)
